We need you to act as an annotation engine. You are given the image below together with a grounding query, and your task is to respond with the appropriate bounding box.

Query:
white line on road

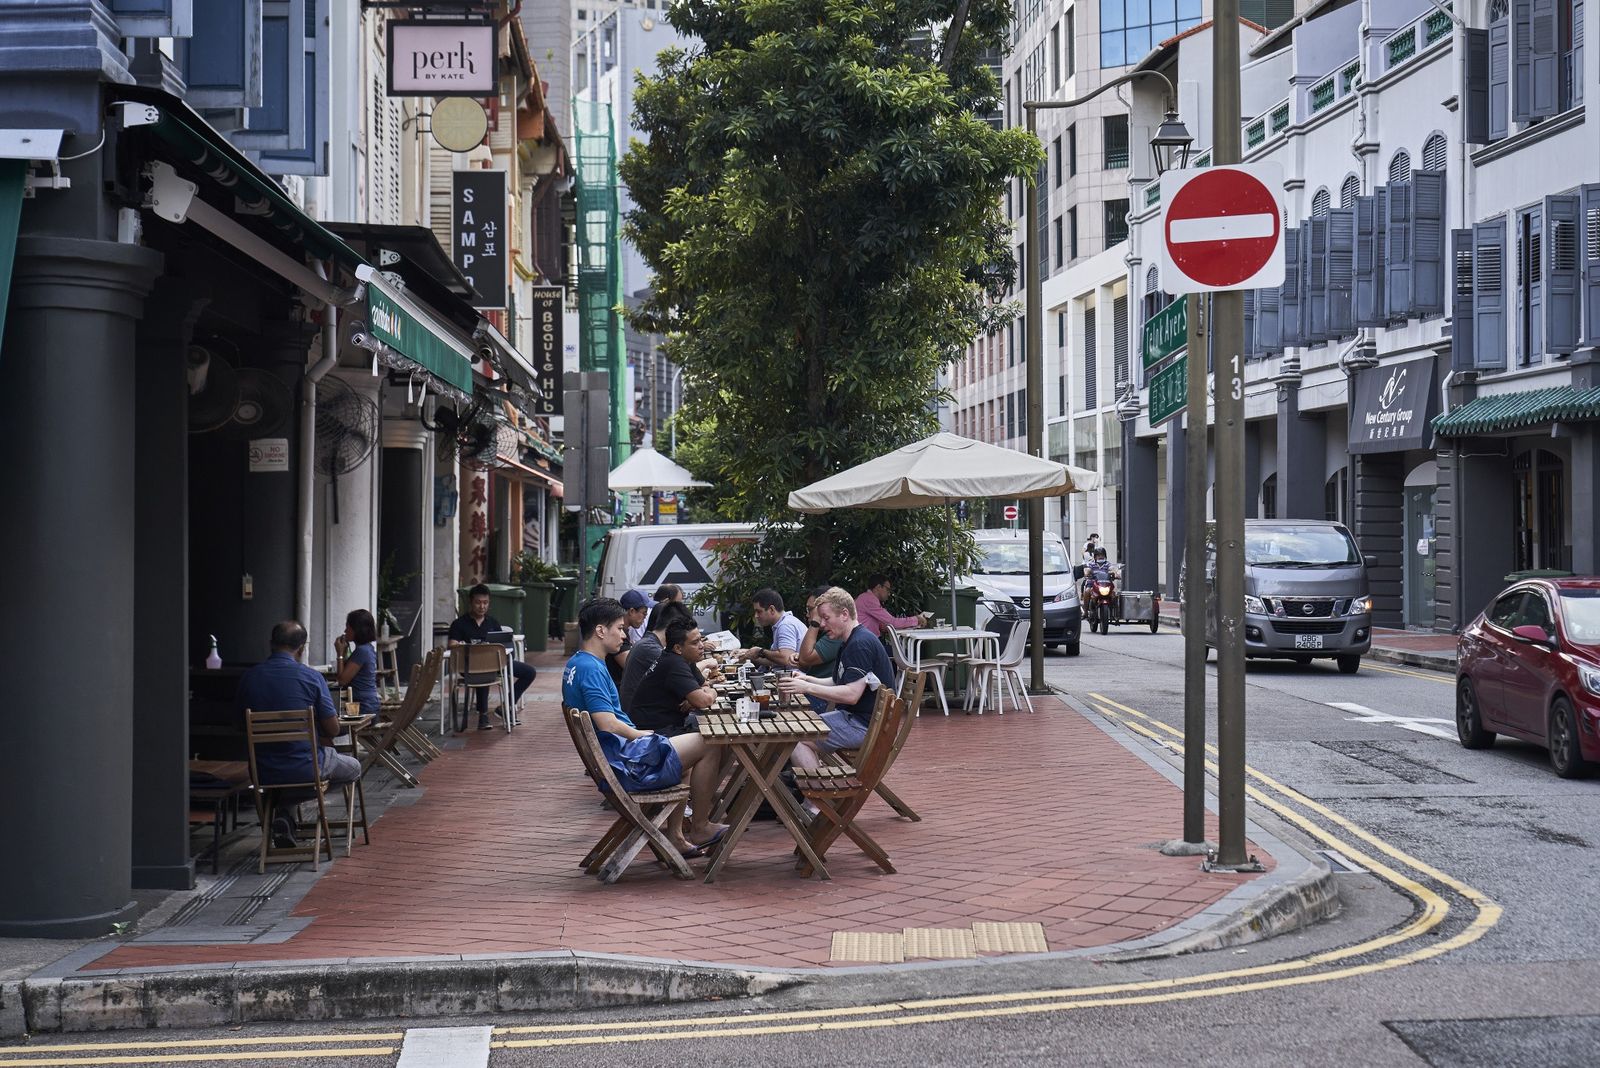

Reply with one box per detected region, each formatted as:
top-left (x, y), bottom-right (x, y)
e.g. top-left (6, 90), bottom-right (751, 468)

top-left (1167, 212), bottom-right (1277, 243)
top-left (1327, 701), bottom-right (1457, 740)
top-left (396, 1026), bottom-right (492, 1068)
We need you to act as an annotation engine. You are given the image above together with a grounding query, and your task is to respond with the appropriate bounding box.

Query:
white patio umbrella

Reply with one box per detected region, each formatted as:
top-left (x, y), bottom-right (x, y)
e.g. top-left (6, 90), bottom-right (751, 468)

top-left (606, 447), bottom-right (711, 492)
top-left (787, 432), bottom-right (1099, 623)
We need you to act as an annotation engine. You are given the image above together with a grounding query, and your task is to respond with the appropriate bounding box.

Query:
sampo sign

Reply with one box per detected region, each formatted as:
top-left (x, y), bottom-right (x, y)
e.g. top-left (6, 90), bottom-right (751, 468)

top-left (387, 20), bottom-right (498, 98)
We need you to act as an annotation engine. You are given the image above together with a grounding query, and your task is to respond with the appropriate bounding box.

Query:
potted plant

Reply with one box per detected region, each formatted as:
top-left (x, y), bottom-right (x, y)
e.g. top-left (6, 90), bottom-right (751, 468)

top-left (511, 551), bottom-right (561, 651)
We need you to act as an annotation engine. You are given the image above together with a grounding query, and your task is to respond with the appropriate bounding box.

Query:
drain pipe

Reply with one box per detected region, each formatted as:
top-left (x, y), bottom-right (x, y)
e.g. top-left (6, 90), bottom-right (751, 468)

top-left (298, 262), bottom-right (363, 641)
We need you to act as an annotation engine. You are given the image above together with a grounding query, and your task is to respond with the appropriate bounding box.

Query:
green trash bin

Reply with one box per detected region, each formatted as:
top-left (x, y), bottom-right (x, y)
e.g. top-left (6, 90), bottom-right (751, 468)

top-left (552, 574), bottom-right (580, 628)
top-left (921, 585), bottom-right (983, 697)
top-left (458, 583), bottom-right (526, 637)
top-left (519, 582), bottom-right (554, 652)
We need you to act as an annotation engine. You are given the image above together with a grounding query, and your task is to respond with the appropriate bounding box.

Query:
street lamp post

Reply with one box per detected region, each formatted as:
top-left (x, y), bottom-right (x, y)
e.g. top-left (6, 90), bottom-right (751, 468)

top-left (1024, 75), bottom-right (1190, 693)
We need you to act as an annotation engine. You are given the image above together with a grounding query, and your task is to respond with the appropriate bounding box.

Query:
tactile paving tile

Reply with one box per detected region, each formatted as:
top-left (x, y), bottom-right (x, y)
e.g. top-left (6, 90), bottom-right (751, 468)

top-left (902, 927), bottom-right (977, 959)
top-left (829, 931), bottom-right (905, 963)
top-left (972, 921), bottom-right (1050, 954)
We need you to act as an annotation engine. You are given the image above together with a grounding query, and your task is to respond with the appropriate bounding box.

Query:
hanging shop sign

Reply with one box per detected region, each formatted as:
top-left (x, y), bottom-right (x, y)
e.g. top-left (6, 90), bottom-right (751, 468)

top-left (452, 169), bottom-right (507, 310)
top-left (387, 20), bottom-right (498, 97)
top-left (1350, 354), bottom-right (1435, 453)
top-left (529, 285), bottom-right (564, 417)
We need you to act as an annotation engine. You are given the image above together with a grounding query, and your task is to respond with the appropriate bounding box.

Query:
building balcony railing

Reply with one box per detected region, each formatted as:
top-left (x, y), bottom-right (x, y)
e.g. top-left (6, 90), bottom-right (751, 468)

top-left (1382, 2), bottom-right (1453, 76)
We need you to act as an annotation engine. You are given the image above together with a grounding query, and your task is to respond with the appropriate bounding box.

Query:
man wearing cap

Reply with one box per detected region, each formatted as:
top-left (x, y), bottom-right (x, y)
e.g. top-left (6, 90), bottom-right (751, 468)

top-left (607, 590), bottom-right (652, 686)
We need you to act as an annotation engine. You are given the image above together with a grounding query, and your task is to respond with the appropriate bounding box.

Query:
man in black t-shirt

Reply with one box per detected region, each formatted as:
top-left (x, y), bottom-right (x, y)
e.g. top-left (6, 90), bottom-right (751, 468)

top-left (777, 586), bottom-right (894, 771)
top-left (448, 583), bottom-right (536, 730)
top-left (629, 618), bottom-right (718, 736)
top-left (619, 600), bottom-right (694, 712)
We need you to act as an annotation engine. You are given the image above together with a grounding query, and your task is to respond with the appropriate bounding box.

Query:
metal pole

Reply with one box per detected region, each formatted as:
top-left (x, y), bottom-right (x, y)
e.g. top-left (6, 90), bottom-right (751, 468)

top-left (1210, 0), bottom-right (1255, 871)
top-left (1181, 293), bottom-right (1209, 848)
top-left (1024, 104), bottom-right (1047, 692)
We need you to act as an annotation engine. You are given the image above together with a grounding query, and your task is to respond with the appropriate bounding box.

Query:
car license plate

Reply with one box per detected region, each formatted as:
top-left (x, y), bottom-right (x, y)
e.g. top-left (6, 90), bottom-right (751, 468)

top-left (1294, 635), bottom-right (1323, 650)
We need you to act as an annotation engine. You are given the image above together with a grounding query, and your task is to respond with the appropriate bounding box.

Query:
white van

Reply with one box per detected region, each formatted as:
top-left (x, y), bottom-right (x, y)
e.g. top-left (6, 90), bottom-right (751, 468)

top-left (595, 523), bottom-right (762, 629)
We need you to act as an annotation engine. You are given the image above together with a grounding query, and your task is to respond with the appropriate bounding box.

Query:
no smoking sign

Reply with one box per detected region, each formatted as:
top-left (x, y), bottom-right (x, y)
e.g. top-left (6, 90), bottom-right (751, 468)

top-left (1156, 163), bottom-right (1285, 295)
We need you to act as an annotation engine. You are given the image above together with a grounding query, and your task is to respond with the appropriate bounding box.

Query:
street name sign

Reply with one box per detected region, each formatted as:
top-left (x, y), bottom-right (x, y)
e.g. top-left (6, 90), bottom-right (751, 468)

top-left (1148, 354), bottom-right (1187, 426)
top-left (1142, 296), bottom-right (1187, 370)
top-left (1157, 163), bottom-right (1285, 294)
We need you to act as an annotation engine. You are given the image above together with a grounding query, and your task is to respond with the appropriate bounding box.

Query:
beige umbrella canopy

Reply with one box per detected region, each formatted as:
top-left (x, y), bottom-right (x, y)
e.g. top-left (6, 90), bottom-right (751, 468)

top-left (787, 432), bottom-right (1100, 622)
top-left (607, 447), bottom-right (711, 492)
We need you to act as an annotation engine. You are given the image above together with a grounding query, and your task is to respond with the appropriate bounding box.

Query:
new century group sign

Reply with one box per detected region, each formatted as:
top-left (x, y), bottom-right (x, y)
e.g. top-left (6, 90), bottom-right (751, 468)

top-left (387, 20), bottom-right (498, 97)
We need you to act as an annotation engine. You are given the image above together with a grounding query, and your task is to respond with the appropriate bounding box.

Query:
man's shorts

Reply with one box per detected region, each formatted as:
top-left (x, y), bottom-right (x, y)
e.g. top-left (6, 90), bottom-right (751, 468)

top-left (816, 709), bottom-right (870, 754)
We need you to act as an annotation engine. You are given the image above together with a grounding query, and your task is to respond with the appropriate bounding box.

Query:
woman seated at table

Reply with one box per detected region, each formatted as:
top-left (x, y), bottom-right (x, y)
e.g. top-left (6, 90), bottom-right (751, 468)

top-left (333, 608), bottom-right (381, 718)
top-left (629, 618), bottom-right (718, 736)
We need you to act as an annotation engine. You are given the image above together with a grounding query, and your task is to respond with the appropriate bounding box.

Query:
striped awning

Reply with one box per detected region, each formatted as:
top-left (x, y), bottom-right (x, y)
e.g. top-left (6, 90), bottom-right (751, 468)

top-left (1431, 385), bottom-right (1600, 437)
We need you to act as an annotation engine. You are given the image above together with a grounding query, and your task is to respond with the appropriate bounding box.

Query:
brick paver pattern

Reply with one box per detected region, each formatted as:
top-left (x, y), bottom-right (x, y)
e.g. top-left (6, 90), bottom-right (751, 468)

top-left (93, 652), bottom-right (1270, 971)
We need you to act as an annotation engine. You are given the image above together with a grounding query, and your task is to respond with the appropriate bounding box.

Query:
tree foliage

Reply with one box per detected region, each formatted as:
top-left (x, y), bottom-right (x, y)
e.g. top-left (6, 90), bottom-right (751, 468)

top-left (621, 0), bottom-right (1039, 617)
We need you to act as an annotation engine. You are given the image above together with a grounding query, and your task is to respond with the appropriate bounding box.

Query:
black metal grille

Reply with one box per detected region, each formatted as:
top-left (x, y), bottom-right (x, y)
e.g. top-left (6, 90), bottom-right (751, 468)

top-left (1274, 598), bottom-right (1337, 618)
top-left (1271, 619), bottom-right (1347, 635)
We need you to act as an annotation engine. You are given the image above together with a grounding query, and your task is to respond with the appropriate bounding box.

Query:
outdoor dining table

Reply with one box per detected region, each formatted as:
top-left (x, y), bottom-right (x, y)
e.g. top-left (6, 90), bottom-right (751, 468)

top-left (898, 626), bottom-right (1001, 704)
top-left (696, 692), bottom-right (835, 884)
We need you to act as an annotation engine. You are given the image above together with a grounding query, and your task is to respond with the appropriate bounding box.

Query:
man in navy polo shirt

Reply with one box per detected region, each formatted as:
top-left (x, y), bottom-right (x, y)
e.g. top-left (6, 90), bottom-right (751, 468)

top-left (236, 621), bottom-right (360, 847)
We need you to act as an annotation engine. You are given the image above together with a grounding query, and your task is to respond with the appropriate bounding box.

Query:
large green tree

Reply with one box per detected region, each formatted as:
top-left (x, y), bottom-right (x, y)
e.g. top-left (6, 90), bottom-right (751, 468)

top-left (622, 0), bottom-right (1038, 615)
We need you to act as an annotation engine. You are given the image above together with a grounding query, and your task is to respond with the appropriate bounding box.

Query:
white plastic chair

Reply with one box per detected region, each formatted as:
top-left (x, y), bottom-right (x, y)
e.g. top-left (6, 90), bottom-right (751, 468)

top-left (884, 628), bottom-right (950, 716)
top-left (966, 620), bottom-right (1033, 715)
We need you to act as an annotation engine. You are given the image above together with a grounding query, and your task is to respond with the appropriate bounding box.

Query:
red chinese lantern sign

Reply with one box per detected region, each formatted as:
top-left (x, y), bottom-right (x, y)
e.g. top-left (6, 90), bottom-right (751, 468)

top-left (1158, 163), bottom-right (1285, 294)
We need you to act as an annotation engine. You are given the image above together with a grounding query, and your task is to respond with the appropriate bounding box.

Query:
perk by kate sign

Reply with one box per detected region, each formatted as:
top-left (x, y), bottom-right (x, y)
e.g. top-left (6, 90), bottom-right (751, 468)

top-left (452, 169), bottom-right (507, 310)
top-left (387, 21), bottom-right (497, 97)
top-left (1157, 163), bottom-right (1285, 295)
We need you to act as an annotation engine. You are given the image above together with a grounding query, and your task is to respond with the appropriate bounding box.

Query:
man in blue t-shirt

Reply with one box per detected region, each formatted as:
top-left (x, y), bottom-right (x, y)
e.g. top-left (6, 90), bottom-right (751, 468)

top-left (777, 586), bottom-right (894, 771)
top-left (564, 597), bottom-right (727, 857)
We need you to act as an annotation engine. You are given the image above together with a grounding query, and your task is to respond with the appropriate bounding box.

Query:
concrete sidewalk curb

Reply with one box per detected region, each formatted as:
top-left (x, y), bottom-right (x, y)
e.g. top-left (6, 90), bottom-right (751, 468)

top-left (1056, 690), bottom-right (1342, 959)
top-left (1, 955), bottom-right (799, 1036)
top-left (1366, 646), bottom-right (1457, 672)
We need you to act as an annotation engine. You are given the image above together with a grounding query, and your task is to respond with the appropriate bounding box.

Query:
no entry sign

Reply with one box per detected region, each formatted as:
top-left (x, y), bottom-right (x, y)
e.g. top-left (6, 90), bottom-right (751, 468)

top-left (1157, 163), bottom-right (1285, 294)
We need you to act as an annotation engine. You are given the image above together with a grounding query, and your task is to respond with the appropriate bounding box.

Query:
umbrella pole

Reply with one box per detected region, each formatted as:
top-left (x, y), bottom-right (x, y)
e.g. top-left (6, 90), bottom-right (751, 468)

top-left (947, 502), bottom-right (958, 626)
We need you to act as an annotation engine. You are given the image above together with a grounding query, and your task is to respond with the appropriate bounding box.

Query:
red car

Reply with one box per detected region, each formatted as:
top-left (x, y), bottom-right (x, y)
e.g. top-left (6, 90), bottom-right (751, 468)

top-left (1456, 577), bottom-right (1600, 778)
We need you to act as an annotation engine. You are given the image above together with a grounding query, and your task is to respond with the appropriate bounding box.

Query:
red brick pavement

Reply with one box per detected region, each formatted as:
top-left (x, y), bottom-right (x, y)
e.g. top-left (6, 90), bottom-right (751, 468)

top-left (92, 654), bottom-right (1270, 971)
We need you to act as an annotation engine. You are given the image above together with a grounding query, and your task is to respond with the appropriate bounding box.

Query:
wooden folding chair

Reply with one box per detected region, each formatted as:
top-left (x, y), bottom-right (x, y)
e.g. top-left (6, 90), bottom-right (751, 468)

top-left (361, 649), bottom-right (444, 788)
top-left (793, 689), bottom-right (908, 876)
top-left (244, 708), bottom-right (336, 874)
top-left (454, 643), bottom-right (513, 732)
top-left (819, 675), bottom-right (922, 821)
top-left (563, 708), bottom-right (694, 883)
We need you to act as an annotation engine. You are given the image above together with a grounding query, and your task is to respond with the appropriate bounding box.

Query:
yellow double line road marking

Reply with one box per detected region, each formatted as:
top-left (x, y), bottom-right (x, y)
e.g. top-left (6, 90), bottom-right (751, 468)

top-left (1367, 662), bottom-right (1454, 685)
top-left (0, 1039), bottom-right (399, 1067)
top-left (2, 691), bottom-right (1497, 1061)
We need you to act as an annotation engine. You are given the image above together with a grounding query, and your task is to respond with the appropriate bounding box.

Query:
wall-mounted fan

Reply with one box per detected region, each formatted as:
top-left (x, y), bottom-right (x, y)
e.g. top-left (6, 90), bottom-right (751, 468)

top-left (218, 369), bottom-right (293, 440)
top-left (187, 345), bottom-right (239, 433)
top-left (314, 377), bottom-right (380, 523)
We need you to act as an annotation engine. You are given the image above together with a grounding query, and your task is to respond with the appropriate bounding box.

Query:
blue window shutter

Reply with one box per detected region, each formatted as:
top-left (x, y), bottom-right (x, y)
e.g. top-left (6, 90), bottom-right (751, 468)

top-left (1410, 170), bottom-right (1446, 317)
top-left (1582, 183), bottom-right (1600, 346)
top-left (1574, 0), bottom-right (1585, 108)
top-left (1299, 221), bottom-right (1315, 342)
top-left (110, 0), bottom-right (193, 38)
top-left (235, 0), bottom-right (305, 152)
top-left (1464, 28), bottom-right (1490, 144)
top-left (1257, 282), bottom-right (1282, 355)
top-left (1530, 0), bottom-right (1560, 118)
top-left (1385, 182), bottom-right (1413, 321)
top-left (1280, 227), bottom-right (1302, 348)
top-left (1514, 0), bottom-right (1534, 122)
top-left (1243, 289), bottom-right (1258, 360)
top-left (182, 0), bottom-right (264, 110)
top-left (1473, 217), bottom-right (1508, 370)
top-left (254, 0), bottom-right (328, 174)
top-left (1490, 17), bottom-right (1511, 140)
top-left (1306, 218), bottom-right (1329, 343)
top-left (1525, 206), bottom-right (1544, 363)
top-left (1544, 193), bottom-right (1581, 354)
top-left (1355, 194), bottom-right (1383, 327)
top-left (1451, 228), bottom-right (1475, 372)
top-left (1326, 208), bottom-right (1356, 339)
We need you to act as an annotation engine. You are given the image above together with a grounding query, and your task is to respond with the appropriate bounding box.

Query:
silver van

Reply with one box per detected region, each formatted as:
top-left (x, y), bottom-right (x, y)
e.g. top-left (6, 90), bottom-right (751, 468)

top-left (965, 529), bottom-right (1082, 655)
top-left (1195, 520), bottom-right (1374, 673)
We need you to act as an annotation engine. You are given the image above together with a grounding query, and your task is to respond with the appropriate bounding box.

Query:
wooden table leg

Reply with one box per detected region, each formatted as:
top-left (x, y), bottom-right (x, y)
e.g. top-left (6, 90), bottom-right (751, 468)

top-left (700, 744), bottom-right (768, 884)
top-left (719, 742), bottom-right (832, 882)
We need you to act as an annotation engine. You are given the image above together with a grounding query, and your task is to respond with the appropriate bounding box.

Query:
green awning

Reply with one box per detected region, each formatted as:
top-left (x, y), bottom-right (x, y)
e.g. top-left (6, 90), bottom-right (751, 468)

top-left (360, 268), bottom-right (476, 394)
top-left (1431, 385), bottom-right (1600, 436)
top-left (0, 158), bottom-right (23, 355)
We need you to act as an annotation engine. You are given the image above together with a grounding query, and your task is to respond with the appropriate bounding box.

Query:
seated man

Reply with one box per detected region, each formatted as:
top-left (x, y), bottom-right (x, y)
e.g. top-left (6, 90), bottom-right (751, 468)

top-left (777, 587), bottom-right (894, 772)
top-left (796, 586), bottom-right (844, 714)
top-left (739, 587), bottom-right (806, 669)
top-left (237, 620), bottom-right (361, 848)
top-left (621, 589), bottom-right (651, 645)
top-left (449, 582), bottom-right (536, 730)
top-left (563, 597), bottom-right (727, 857)
top-left (854, 573), bottom-right (930, 637)
top-left (630, 618), bottom-right (718, 736)
top-left (620, 600), bottom-right (695, 713)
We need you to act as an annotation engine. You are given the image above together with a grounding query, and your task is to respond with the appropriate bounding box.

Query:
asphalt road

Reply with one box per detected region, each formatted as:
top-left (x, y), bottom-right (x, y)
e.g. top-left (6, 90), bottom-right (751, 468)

top-left (7, 632), bottom-right (1597, 1067)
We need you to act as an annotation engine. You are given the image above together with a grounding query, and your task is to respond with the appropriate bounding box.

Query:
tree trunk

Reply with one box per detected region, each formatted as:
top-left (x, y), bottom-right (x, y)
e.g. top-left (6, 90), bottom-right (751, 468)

top-left (940, 0), bottom-right (972, 76)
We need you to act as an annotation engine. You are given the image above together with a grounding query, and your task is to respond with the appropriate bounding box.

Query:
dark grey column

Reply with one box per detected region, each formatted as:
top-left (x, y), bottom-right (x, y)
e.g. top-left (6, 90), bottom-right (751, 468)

top-left (1569, 426), bottom-right (1600, 575)
top-left (1122, 421), bottom-right (1160, 591)
top-left (1434, 446), bottom-right (1458, 631)
top-left (1456, 447), bottom-right (1516, 624)
top-left (381, 445), bottom-right (426, 670)
top-left (1165, 418), bottom-right (1186, 600)
top-left (1243, 422), bottom-right (1261, 519)
top-left (1354, 454), bottom-right (1405, 626)
top-left (0, 237), bottom-right (161, 937)
top-left (131, 280), bottom-right (207, 890)
top-left (1277, 386), bottom-right (1327, 519)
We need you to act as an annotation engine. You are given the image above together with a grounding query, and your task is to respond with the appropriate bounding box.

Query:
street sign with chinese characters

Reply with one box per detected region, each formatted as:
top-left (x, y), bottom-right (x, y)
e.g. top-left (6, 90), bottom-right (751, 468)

top-left (451, 169), bottom-right (507, 310)
top-left (1148, 353), bottom-right (1187, 426)
top-left (529, 285), bottom-right (564, 417)
top-left (1142, 296), bottom-right (1186, 370)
